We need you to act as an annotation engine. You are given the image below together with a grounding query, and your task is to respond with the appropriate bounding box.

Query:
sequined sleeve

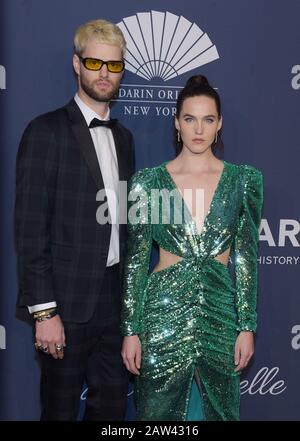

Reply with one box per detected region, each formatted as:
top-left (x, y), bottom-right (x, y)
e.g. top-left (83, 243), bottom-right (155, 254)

top-left (234, 166), bottom-right (263, 332)
top-left (121, 169), bottom-right (153, 336)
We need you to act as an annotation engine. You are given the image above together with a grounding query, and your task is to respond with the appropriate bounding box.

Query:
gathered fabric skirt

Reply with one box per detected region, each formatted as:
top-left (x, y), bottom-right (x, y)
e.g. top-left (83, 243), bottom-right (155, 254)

top-left (135, 257), bottom-right (241, 421)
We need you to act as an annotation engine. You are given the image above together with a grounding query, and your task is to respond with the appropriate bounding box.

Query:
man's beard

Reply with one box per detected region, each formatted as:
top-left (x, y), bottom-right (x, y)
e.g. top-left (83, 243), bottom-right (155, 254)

top-left (80, 76), bottom-right (119, 103)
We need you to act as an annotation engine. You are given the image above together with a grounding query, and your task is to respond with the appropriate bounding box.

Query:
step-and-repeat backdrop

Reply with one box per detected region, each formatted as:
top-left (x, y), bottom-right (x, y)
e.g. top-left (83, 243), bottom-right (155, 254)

top-left (1, 0), bottom-right (300, 420)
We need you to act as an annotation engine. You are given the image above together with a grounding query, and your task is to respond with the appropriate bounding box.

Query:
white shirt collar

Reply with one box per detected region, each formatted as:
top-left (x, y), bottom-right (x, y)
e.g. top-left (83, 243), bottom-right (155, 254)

top-left (74, 93), bottom-right (110, 126)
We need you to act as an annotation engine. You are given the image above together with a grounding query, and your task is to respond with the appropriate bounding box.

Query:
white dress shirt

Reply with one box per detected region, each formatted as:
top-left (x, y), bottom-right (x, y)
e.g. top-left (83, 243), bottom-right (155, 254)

top-left (28, 94), bottom-right (120, 313)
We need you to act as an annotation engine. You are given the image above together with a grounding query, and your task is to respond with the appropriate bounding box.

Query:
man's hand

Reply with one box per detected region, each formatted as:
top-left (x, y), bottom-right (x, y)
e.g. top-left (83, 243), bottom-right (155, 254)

top-left (35, 315), bottom-right (66, 359)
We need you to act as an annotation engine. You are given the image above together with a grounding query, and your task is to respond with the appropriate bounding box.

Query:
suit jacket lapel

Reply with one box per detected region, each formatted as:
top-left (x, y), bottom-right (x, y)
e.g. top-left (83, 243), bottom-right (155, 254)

top-left (66, 99), bottom-right (105, 190)
top-left (111, 125), bottom-right (128, 183)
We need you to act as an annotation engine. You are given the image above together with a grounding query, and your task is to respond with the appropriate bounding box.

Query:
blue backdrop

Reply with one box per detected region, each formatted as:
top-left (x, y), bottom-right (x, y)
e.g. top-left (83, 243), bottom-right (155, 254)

top-left (1, 0), bottom-right (300, 421)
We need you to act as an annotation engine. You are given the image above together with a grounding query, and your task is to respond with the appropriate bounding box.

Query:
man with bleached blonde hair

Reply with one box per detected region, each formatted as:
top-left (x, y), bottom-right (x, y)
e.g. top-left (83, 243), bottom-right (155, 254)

top-left (15, 19), bottom-right (134, 420)
top-left (74, 19), bottom-right (126, 57)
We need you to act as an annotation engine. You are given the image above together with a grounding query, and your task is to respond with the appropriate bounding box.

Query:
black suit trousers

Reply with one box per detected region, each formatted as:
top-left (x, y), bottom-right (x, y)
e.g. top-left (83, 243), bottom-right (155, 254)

top-left (39, 264), bottom-right (129, 421)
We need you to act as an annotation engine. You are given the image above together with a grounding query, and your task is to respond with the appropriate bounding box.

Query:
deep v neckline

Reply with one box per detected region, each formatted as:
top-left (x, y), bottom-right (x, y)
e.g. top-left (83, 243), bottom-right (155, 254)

top-left (162, 160), bottom-right (227, 237)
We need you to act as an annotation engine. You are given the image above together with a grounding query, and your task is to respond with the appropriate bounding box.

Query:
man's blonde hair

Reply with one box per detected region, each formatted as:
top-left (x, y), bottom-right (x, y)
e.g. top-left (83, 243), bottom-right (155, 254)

top-left (74, 19), bottom-right (126, 56)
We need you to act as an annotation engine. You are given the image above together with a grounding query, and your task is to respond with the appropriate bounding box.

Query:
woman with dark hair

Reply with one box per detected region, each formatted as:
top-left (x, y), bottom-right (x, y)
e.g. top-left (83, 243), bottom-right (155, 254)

top-left (121, 75), bottom-right (263, 420)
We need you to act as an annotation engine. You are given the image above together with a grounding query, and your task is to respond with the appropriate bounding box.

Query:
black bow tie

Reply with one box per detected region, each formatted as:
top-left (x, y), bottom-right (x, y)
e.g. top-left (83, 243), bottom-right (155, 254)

top-left (89, 118), bottom-right (117, 129)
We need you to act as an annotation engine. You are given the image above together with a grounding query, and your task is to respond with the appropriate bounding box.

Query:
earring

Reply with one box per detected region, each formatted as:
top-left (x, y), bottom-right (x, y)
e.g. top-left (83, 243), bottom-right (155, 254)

top-left (215, 131), bottom-right (218, 144)
top-left (177, 131), bottom-right (181, 143)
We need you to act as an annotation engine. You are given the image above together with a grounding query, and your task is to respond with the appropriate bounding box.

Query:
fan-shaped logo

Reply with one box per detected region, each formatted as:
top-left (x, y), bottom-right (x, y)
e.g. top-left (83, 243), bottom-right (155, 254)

top-left (117, 10), bottom-right (219, 82)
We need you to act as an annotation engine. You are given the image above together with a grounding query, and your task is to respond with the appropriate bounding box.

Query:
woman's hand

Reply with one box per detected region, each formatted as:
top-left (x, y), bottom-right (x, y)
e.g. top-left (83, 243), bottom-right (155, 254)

top-left (234, 331), bottom-right (254, 372)
top-left (121, 335), bottom-right (142, 375)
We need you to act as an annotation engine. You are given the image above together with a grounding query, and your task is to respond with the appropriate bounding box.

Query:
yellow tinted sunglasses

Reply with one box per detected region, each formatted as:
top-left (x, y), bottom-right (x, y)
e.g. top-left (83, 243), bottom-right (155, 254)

top-left (79, 57), bottom-right (125, 73)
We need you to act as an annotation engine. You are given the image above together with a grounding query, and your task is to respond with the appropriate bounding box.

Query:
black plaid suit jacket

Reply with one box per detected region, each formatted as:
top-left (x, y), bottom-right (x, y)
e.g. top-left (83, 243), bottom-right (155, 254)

top-left (15, 99), bottom-right (135, 323)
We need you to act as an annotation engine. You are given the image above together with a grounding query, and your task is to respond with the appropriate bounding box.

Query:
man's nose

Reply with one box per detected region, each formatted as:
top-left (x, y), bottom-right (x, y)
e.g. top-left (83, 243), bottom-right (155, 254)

top-left (99, 63), bottom-right (109, 77)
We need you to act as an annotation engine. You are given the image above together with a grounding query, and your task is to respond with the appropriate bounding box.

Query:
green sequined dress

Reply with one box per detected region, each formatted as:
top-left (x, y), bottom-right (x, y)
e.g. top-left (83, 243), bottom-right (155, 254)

top-left (121, 161), bottom-right (263, 421)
